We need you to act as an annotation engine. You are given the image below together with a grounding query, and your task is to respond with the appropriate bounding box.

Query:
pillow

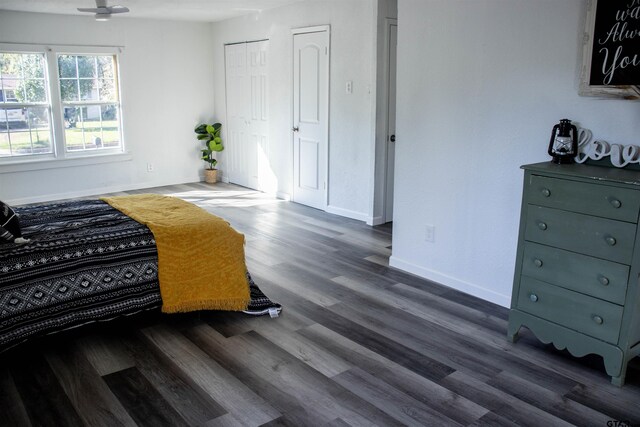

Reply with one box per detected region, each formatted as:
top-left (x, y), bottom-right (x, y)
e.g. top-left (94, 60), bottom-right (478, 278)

top-left (0, 200), bottom-right (28, 244)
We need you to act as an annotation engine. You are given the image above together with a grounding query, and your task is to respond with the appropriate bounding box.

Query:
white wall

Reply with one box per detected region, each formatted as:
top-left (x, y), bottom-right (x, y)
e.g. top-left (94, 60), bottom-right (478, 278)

top-left (210, 0), bottom-right (377, 221)
top-left (391, 0), bottom-right (640, 307)
top-left (0, 11), bottom-right (215, 204)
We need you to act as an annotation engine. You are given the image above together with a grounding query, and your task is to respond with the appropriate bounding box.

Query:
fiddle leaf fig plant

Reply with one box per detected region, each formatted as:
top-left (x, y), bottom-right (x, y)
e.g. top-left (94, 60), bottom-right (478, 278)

top-left (194, 122), bottom-right (224, 169)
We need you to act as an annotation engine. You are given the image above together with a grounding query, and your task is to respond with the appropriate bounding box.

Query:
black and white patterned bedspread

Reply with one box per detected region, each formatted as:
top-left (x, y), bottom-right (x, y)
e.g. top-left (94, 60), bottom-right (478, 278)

top-left (0, 200), bottom-right (162, 349)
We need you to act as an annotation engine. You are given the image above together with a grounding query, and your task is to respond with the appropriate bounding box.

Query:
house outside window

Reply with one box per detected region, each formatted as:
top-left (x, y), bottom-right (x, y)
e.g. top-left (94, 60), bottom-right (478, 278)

top-left (0, 45), bottom-right (124, 165)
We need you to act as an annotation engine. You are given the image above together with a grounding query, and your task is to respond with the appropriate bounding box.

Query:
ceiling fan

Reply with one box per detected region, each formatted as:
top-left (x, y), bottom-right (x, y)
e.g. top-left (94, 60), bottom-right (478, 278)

top-left (77, 0), bottom-right (130, 21)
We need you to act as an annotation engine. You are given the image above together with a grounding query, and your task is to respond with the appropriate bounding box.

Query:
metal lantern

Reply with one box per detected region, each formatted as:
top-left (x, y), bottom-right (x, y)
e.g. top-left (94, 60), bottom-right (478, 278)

top-left (548, 119), bottom-right (578, 164)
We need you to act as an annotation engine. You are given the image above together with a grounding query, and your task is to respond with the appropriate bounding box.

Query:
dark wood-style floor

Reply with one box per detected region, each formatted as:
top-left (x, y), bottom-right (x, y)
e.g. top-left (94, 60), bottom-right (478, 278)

top-left (1, 182), bottom-right (639, 427)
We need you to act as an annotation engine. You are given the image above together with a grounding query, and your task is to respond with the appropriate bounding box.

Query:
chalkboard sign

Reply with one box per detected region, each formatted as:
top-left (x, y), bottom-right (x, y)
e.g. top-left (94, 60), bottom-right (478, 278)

top-left (580, 0), bottom-right (640, 99)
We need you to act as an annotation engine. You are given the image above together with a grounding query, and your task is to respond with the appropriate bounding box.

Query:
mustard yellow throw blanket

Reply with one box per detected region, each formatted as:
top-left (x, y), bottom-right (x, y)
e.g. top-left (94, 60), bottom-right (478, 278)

top-left (101, 194), bottom-right (249, 313)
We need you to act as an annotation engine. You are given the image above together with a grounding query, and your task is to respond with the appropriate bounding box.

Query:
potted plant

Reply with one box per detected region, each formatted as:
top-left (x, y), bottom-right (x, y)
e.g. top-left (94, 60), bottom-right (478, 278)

top-left (194, 122), bottom-right (224, 183)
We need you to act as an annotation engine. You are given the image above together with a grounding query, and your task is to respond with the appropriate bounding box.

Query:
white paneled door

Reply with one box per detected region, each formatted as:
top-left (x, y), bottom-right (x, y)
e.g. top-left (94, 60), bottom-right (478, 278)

top-left (292, 27), bottom-right (329, 210)
top-left (225, 40), bottom-right (268, 191)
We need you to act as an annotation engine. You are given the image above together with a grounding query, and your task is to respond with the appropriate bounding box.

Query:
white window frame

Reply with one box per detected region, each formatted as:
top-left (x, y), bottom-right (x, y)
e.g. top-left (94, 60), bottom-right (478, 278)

top-left (0, 43), bottom-right (130, 173)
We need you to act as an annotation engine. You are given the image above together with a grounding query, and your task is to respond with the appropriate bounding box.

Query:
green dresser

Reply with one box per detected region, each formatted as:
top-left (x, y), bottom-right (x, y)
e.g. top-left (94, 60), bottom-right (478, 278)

top-left (508, 162), bottom-right (640, 386)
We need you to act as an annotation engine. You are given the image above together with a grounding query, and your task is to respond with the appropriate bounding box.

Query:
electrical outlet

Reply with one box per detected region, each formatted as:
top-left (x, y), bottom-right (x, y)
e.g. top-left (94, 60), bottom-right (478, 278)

top-left (425, 225), bottom-right (435, 243)
top-left (147, 163), bottom-right (154, 172)
top-left (346, 80), bottom-right (353, 94)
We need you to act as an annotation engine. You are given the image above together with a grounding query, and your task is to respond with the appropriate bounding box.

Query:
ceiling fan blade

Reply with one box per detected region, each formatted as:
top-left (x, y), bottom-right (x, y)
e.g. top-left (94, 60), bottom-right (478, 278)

top-left (109, 6), bottom-right (130, 13)
top-left (77, 7), bottom-right (101, 12)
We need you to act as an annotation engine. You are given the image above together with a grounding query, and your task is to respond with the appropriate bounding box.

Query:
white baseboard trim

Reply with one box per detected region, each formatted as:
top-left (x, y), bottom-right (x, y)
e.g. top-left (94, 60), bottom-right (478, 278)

top-left (367, 216), bottom-right (384, 226)
top-left (7, 176), bottom-right (201, 206)
top-left (389, 256), bottom-right (511, 308)
top-left (275, 191), bottom-right (291, 201)
top-left (326, 205), bottom-right (368, 222)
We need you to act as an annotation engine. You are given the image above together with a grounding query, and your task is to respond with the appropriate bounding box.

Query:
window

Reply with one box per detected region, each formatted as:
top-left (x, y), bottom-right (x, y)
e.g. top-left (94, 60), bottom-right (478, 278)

top-left (0, 45), bottom-right (123, 164)
top-left (58, 54), bottom-right (121, 152)
top-left (0, 52), bottom-right (52, 158)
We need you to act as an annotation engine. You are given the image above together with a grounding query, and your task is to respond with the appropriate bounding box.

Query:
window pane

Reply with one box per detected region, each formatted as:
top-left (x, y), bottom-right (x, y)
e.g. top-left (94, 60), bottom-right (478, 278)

top-left (0, 130), bottom-right (9, 157)
top-left (1, 80), bottom-right (20, 102)
top-left (26, 106), bottom-right (52, 154)
top-left (10, 128), bottom-right (34, 155)
top-left (80, 79), bottom-right (99, 101)
top-left (59, 55), bottom-right (118, 103)
top-left (64, 106), bottom-right (83, 151)
top-left (77, 56), bottom-right (96, 78)
top-left (0, 107), bottom-right (26, 127)
top-left (0, 53), bottom-right (22, 77)
top-left (99, 78), bottom-right (116, 101)
top-left (58, 55), bottom-right (77, 78)
top-left (101, 105), bottom-right (120, 148)
top-left (0, 106), bottom-right (52, 157)
top-left (23, 54), bottom-right (45, 79)
top-left (81, 106), bottom-right (101, 149)
top-left (24, 79), bottom-right (46, 102)
top-left (60, 79), bottom-right (78, 102)
top-left (64, 104), bottom-right (121, 151)
top-left (97, 56), bottom-right (114, 78)
top-left (0, 53), bottom-right (47, 107)
top-left (63, 106), bottom-right (78, 129)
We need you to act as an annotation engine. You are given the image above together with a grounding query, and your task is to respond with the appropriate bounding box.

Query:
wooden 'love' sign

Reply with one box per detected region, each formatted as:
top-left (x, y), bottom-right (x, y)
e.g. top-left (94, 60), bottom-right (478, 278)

top-left (580, 0), bottom-right (640, 99)
top-left (576, 127), bottom-right (640, 168)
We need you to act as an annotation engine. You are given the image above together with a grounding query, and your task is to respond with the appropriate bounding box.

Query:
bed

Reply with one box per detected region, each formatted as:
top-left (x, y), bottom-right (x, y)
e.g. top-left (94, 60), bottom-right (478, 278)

top-left (0, 197), bottom-right (280, 350)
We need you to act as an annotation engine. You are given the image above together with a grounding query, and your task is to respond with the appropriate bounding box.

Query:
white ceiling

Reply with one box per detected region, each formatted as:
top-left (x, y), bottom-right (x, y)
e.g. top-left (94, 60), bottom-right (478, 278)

top-left (0, 0), bottom-right (312, 22)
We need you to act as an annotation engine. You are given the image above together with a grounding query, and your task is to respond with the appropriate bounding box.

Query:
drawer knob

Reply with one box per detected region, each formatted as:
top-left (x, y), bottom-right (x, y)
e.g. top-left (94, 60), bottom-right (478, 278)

top-left (609, 198), bottom-right (622, 209)
top-left (533, 259), bottom-right (543, 268)
top-left (599, 275), bottom-right (610, 286)
top-left (529, 293), bottom-right (539, 302)
top-left (541, 188), bottom-right (551, 197)
top-left (605, 236), bottom-right (617, 246)
top-left (593, 315), bottom-right (604, 325)
top-left (537, 222), bottom-right (547, 231)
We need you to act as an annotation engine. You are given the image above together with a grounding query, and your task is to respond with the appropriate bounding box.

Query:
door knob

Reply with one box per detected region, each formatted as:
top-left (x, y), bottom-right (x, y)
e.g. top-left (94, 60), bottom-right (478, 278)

top-left (292, 126), bottom-right (299, 132)
top-left (390, 135), bottom-right (396, 142)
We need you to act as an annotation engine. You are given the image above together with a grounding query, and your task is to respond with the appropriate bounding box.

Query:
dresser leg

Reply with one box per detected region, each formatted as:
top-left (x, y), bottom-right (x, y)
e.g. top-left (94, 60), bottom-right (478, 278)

top-left (611, 373), bottom-right (625, 387)
top-left (610, 356), bottom-right (629, 387)
top-left (507, 320), bottom-right (521, 343)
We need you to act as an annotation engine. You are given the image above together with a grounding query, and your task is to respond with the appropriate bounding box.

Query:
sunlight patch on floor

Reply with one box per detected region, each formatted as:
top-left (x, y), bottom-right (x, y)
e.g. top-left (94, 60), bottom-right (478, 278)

top-left (165, 189), bottom-right (286, 208)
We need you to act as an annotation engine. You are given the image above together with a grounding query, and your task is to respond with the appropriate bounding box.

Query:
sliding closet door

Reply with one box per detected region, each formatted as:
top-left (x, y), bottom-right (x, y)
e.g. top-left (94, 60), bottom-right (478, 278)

top-left (224, 40), bottom-right (269, 191)
top-left (247, 41), bottom-right (269, 192)
top-left (225, 43), bottom-right (249, 188)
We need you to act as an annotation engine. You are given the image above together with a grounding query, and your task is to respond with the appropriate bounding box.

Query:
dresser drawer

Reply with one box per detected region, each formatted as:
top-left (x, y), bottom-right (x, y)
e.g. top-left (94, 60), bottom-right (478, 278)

top-left (528, 175), bottom-right (640, 223)
top-left (522, 242), bottom-right (629, 305)
top-left (525, 205), bottom-right (636, 264)
top-left (517, 277), bottom-right (624, 344)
